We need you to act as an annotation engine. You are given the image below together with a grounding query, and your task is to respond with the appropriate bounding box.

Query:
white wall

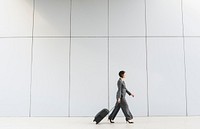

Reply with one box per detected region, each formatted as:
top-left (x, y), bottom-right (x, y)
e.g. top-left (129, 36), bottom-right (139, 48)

top-left (71, 0), bottom-right (108, 36)
top-left (0, 0), bottom-right (200, 117)
top-left (0, 39), bottom-right (31, 116)
top-left (31, 38), bottom-right (70, 116)
top-left (185, 38), bottom-right (200, 116)
top-left (70, 38), bottom-right (108, 116)
top-left (147, 38), bottom-right (186, 116)
top-left (146, 0), bottom-right (183, 36)
top-left (109, 0), bottom-right (145, 36)
top-left (34, 0), bottom-right (70, 36)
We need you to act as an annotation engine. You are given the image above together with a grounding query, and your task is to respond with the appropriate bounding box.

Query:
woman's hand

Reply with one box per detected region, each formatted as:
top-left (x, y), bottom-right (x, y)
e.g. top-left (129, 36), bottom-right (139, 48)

top-left (117, 98), bottom-right (121, 103)
top-left (131, 94), bottom-right (134, 97)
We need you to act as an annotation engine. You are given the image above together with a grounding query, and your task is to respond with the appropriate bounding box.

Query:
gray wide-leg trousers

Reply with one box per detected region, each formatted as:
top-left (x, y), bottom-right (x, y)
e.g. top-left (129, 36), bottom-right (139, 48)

top-left (109, 97), bottom-right (133, 121)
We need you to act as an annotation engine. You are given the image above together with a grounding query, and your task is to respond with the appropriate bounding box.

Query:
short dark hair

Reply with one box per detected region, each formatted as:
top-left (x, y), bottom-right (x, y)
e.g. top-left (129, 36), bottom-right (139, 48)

top-left (119, 71), bottom-right (125, 78)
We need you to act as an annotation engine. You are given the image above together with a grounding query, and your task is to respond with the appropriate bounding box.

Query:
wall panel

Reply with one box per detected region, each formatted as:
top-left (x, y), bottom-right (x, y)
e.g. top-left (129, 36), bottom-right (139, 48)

top-left (34, 0), bottom-right (70, 36)
top-left (148, 38), bottom-right (186, 116)
top-left (185, 38), bottom-right (200, 115)
top-left (31, 38), bottom-right (69, 116)
top-left (0, 0), bottom-right (33, 36)
top-left (183, 0), bottom-right (200, 36)
top-left (70, 38), bottom-right (108, 116)
top-left (0, 39), bottom-right (31, 116)
top-left (109, 0), bottom-right (145, 36)
top-left (71, 0), bottom-right (108, 36)
top-left (146, 0), bottom-right (182, 36)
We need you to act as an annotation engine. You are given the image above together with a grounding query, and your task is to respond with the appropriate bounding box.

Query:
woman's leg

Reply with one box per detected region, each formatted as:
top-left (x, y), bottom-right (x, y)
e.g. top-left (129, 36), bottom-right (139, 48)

top-left (108, 102), bottom-right (120, 120)
top-left (120, 98), bottom-right (133, 121)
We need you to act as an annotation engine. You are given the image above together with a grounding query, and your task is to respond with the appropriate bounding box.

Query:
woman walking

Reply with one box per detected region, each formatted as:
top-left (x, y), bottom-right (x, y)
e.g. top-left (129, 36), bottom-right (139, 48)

top-left (108, 70), bottom-right (134, 124)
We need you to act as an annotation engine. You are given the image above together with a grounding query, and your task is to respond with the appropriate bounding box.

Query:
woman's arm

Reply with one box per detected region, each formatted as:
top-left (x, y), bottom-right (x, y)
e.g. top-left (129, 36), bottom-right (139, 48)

top-left (126, 89), bottom-right (134, 97)
top-left (117, 80), bottom-right (122, 103)
top-left (126, 89), bottom-right (131, 95)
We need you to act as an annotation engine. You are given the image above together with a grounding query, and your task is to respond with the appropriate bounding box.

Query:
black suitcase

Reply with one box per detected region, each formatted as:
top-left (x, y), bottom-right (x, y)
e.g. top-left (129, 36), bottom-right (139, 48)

top-left (93, 108), bottom-right (109, 124)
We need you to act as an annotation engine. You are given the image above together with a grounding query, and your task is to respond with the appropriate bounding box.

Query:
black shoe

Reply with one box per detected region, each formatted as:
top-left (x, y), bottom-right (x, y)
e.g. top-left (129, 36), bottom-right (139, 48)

top-left (126, 120), bottom-right (134, 124)
top-left (108, 119), bottom-right (114, 123)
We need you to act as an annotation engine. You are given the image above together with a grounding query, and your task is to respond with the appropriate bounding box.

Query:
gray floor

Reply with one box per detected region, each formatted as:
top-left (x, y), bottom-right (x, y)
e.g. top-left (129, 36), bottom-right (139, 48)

top-left (0, 116), bottom-right (200, 129)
